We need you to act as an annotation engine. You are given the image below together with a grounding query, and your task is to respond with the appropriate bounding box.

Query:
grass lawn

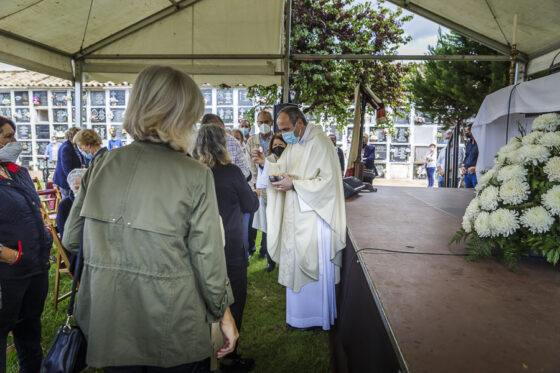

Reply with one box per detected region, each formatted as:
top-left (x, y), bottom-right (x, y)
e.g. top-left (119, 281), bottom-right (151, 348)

top-left (6, 233), bottom-right (330, 372)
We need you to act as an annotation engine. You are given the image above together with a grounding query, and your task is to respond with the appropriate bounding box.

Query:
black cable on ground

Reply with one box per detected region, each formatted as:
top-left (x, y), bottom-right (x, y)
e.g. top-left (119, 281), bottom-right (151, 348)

top-left (351, 247), bottom-right (468, 264)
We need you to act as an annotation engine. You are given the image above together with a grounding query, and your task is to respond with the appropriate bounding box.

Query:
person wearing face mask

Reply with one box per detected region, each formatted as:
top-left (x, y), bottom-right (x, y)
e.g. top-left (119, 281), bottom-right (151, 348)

top-left (73, 129), bottom-right (108, 166)
top-left (461, 125), bottom-right (478, 188)
top-left (329, 134), bottom-right (345, 176)
top-left (53, 126), bottom-right (84, 199)
top-left (0, 116), bottom-right (53, 373)
top-left (252, 134), bottom-right (286, 273)
top-left (436, 130), bottom-right (464, 188)
top-left (246, 111), bottom-right (274, 257)
top-left (239, 120), bottom-right (251, 143)
top-left (425, 144), bottom-right (437, 188)
top-left (251, 106), bottom-right (346, 331)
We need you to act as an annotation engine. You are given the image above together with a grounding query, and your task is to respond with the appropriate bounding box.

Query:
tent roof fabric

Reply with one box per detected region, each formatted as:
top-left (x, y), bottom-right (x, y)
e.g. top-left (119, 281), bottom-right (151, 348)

top-left (387, 0), bottom-right (560, 75)
top-left (0, 0), bottom-right (285, 85)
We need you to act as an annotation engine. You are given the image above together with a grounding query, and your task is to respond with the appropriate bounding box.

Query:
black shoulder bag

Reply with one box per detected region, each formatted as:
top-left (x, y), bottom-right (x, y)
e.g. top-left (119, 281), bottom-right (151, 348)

top-left (41, 224), bottom-right (87, 373)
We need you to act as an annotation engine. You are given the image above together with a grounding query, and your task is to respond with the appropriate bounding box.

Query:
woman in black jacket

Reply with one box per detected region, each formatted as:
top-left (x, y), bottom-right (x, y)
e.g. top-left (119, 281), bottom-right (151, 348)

top-left (0, 116), bottom-right (52, 373)
top-left (194, 123), bottom-right (259, 373)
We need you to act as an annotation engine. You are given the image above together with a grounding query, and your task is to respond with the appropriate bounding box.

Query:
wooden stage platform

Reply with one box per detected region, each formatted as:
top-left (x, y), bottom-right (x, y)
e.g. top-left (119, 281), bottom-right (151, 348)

top-left (333, 186), bottom-right (560, 373)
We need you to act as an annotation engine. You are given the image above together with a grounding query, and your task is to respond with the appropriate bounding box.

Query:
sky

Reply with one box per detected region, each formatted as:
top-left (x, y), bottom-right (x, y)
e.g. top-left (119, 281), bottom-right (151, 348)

top-left (0, 1), bottom-right (446, 71)
top-left (360, 0), bottom-right (448, 55)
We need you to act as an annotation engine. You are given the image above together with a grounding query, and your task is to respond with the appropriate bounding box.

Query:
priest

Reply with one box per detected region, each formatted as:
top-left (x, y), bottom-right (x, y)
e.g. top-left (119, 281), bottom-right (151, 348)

top-left (252, 106), bottom-right (346, 330)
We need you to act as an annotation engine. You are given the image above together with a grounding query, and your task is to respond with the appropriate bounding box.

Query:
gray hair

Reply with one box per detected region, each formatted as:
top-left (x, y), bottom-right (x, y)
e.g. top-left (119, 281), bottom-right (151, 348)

top-left (201, 113), bottom-right (224, 127)
top-left (257, 111), bottom-right (273, 123)
top-left (231, 129), bottom-right (244, 141)
top-left (193, 124), bottom-right (232, 169)
top-left (67, 168), bottom-right (87, 194)
top-left (278, 106), bottom-right (308, 126)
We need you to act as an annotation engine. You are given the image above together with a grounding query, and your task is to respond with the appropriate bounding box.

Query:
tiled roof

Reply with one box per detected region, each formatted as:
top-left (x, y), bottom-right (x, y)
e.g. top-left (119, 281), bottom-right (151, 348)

top-left (0, 71), bottom-right (130, 88)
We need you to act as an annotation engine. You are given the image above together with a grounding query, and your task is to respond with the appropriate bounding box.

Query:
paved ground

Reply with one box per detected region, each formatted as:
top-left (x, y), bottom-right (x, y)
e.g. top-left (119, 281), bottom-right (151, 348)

top-left (373, 178), bottom-right (431, 188)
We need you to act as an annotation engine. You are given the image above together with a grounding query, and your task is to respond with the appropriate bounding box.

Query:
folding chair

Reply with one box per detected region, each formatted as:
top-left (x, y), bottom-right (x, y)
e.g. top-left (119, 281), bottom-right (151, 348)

top-left (50, 225), bottom-right (76, 310)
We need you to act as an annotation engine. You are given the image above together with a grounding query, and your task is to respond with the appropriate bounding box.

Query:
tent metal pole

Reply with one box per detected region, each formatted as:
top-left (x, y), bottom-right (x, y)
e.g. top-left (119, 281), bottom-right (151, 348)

top-left (292, 54), bottom-right (510, 61)
top-left (444, 135), bottom-right (451, 188)
top-left (73, 60), bottom-right (84, 128)
top-left (83, 53), bottom-right (509, 61)
top-left (282, 0), bottom-right (293, 103)
top-left (452, 123), bottom-right (460, 188)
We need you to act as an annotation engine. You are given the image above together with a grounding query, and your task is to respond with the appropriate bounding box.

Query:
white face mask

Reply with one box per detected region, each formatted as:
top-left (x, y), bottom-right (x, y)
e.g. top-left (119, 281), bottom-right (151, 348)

top-left (0, 141), bottom-right (23, 162)
top-left (260, 123), bottom-right (271, 135)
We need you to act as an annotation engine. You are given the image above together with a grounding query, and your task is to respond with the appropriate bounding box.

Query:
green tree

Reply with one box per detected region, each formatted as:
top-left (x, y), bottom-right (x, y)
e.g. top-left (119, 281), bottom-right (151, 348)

top-left (247, 0), bottom-right (412, 128)
top-left (408, 30), bottom-right (509, 128)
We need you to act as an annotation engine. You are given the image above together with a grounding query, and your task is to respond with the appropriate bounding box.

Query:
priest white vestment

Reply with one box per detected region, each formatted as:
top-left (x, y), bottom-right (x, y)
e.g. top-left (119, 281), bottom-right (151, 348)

top-left (257, 124), bottom-right (346, 329)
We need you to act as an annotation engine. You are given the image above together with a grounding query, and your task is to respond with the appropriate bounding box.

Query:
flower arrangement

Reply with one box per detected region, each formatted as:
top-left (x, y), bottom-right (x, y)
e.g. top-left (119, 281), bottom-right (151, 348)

top-left (33, 96), bottom-right (41, 105)
top-left (415, 116), bottom-right (425, 124)
top-left (452, 113), bottom-right (560, 268)
top-left (110, 97), bottom-right (119, 105)
top-left (2, 97), bottom-right (11, 105)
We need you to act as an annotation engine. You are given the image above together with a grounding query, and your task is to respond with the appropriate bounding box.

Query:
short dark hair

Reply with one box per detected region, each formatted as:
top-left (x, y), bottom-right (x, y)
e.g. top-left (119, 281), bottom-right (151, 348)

top-left (201, 113), bottom-right (224, 126)
top-left (278, 106), bottom-right (307, 126)
top-left (267, 133), bottom-right (286, 156)
top-left (0, 116), bottom-right (15, 134)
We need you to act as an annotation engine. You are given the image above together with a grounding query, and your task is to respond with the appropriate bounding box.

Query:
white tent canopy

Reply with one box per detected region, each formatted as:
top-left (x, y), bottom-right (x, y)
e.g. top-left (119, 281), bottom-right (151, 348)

top-left (472, 73), bottom-right (560, 172)
top-left (388, 0), bottom-right (560, 76)
top-left (0, 0), bottom-right (284, 85)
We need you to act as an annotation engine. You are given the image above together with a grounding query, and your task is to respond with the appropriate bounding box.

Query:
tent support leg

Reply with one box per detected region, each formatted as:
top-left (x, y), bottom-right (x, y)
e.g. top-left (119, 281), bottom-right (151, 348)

top-left (73, 60), bottom-right (83, 128)
top-left (282, 0), bottom-right (292, 103)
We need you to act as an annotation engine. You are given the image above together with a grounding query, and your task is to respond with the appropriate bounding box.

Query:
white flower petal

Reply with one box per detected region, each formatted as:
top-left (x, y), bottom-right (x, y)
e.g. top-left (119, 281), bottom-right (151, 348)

top-left (519, 206), bottom-right (554, 234)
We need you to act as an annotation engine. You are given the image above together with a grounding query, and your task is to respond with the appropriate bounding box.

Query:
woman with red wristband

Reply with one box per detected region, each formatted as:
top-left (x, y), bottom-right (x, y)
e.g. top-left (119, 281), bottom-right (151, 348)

top-left (0, 116), bottom-right (52, 373)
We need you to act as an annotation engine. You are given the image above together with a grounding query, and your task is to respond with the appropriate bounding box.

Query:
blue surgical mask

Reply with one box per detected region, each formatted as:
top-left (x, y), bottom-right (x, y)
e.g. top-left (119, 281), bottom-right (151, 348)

top-left (80, 150), bottom-right (93, 161)
top-left (282, 131), bottom-right (300, 145)
top-left (241, 127), bottom-right (249, 136)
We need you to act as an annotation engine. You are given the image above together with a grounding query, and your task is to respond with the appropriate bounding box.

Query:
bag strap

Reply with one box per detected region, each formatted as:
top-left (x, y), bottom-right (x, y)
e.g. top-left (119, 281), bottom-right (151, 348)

top-left (67, 220), bottom-right (85, 318)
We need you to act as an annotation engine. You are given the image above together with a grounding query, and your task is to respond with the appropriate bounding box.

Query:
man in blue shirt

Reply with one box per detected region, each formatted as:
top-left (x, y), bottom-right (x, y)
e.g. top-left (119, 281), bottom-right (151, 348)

top-left (108, 131), bottom-right (123, 150)
top-left (461, 125), bottom-right (479, 188)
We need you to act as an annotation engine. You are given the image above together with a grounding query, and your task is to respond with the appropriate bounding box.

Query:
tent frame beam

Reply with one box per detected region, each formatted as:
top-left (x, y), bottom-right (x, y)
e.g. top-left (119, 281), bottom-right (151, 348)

top-left (386, 0), bottom-right (528, 62)
top-left (82, 53), bottom-right (509, 61)
top-left (74, 0), bottom-right (204, 60)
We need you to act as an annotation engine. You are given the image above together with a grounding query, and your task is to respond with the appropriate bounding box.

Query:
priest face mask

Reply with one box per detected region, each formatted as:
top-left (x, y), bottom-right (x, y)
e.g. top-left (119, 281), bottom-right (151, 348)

top-left (278, 112), bottom-right (305, 145)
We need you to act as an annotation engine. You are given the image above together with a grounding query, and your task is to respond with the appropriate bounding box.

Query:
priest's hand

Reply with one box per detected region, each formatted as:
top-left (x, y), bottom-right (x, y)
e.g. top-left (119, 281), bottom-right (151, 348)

top-left (272, 173), bottom-right (293, 191)
top-left (251, 149), bottom-right (265, 166)
top-left (0, 245), bottom-right (20, 264)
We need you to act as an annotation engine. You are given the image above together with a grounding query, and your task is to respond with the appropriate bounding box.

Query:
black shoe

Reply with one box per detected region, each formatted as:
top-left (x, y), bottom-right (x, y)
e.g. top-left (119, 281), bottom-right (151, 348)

top-left (286, 324), bottom-right (323, 332)
top-left (264, 262), bottom-right (276, 273)
top-left (220, 356), bottom-right (255, 372)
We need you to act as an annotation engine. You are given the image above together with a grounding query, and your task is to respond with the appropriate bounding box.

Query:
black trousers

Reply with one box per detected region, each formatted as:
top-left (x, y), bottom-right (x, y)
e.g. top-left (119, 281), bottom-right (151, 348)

top-left (248, 212), bottom-right (257, 254)
top-left (0, 272), bottom-right (49, 373)
top-left (104, 358), bottom-right (210, 373)
top-left (226, 263), bottom-right (248, 333)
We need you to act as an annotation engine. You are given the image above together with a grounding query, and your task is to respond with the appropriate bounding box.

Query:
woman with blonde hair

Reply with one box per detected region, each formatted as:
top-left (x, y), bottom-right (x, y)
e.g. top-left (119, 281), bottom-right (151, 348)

top-left (194, 124), bottom-right (259, 372)
top-left (62, 65), bottom-right (238, 372)
top-left (73, 128), bottom-right (107, 165)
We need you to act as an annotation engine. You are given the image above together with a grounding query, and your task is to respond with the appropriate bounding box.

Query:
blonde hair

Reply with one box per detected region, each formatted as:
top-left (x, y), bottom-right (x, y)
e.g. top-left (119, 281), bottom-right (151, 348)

top-left (73, 129), bottom-right (102, 147)
top-left (193, 124), bottom-right (232, 169)
top-left (65, 127), bottom-right (81, 142)
top-left (123, 65), bottom-right (204, 153)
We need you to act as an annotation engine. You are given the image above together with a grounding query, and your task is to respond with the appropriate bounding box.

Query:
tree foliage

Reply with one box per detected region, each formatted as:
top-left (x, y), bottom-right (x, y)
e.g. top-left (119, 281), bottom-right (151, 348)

top-left (408, 30), bottom-right (509, 128)
top-left (247, 0), bottom-right (412, 128)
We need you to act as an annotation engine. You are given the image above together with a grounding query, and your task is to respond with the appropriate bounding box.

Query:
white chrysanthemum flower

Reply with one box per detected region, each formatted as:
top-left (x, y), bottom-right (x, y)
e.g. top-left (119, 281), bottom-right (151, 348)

top-left (462, 216), bottom-right (472, 233)
top-left (479, 186), bottom-right (500, 211)
top-left (544, 156), bottom-right (560, 182)
top-left (541, 185), bottom-right (560, 215)
top-left (539, 131), bottom-right (560, 148)
top-left (520, 206), bottom-right (554, 234)
top-left (522, 131), bottom-right (543, 145)
top-left (489, 209), bottom-right (519, 237)
top-left (531, 113), bottom-right (560, 132)
top-left (496, 164), bottom-right (527, 182)
top-left (499, 179), bottom-right (530, 205)
top-left (475, 168), bottom-right (498, 192)
top-left (474, 211), bottom-right (492, 237)
top-left (496, 138), bottom-right (523, 164)
top-left (464, 197), bottom-right (481, 220)
top-left (518, 144), bottom-right (550, 165)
